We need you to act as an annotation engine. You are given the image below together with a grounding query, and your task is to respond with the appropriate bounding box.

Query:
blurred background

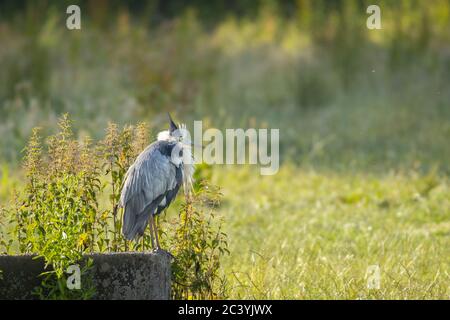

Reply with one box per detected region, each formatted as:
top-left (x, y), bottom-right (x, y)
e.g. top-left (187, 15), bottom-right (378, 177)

top-left (0, 0), bottom-right (449, 170)
top-left (0, 0), bottom-right (449, 298)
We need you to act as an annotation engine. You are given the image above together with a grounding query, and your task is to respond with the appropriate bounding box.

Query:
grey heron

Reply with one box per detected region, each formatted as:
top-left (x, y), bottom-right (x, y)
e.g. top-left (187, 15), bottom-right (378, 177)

top-left (119, 114), bottom-right (194, 250)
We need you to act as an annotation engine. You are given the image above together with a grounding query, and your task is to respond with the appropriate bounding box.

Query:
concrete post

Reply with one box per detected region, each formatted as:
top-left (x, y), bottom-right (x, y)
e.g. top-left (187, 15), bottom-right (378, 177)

top-left (0, 252), bottom-right (171, 300)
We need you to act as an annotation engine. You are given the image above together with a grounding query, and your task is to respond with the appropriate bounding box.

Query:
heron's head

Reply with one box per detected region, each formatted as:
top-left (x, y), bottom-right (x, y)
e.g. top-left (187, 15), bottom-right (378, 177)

top-left (157, 113), bottom-right (191, 145)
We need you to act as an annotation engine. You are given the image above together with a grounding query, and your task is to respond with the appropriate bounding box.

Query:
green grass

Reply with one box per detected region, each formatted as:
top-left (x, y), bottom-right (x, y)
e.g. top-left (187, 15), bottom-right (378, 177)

top-left (214, 166), bottom-right (449, 299)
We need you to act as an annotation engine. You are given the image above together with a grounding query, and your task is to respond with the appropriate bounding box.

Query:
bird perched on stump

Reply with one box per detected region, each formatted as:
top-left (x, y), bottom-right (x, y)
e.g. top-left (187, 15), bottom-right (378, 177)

top-left (119, 114), bottom-right (195, 250)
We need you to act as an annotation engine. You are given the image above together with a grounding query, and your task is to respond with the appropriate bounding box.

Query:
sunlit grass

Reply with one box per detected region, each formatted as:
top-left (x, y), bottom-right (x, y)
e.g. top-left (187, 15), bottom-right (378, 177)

top-left (214, 166), bottom-right (449, 299)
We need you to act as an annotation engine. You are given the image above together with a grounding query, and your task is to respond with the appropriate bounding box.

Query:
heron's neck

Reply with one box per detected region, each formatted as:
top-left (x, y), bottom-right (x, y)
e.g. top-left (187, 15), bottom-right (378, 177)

top-left (157, 130), bottom-right (175, 142)
top-left (157, 128), bottom-right (194, 193)
top-left (180, 144), bottom-right (195, 194)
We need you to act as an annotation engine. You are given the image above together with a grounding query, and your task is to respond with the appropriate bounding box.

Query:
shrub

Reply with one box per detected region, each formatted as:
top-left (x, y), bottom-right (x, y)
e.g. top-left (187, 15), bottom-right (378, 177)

top-left (162, 182), bottom-right (229, 299)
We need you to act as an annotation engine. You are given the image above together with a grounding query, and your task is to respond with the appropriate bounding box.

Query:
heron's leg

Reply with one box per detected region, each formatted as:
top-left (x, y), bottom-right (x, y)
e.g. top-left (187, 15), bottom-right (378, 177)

top-left (148, 214), bottom-right (156, 249)
top-left (152, 215), bottom-right (161, 250)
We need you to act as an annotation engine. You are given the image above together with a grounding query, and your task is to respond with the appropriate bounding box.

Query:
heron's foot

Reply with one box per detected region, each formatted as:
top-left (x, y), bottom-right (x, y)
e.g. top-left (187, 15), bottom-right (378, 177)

top-left (153, 247), bottom-right (174, 259)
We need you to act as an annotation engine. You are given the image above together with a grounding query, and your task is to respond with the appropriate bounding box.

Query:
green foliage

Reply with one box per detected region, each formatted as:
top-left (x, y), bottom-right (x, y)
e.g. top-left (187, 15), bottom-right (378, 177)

top-left (11, 115), bottom-right (100, 278)
top-left (99, 123), bottom-right (133, 252)
top-left (1, 115), bottom-right (101, 297)
top-left (162, 183), bottom-right (229, 299)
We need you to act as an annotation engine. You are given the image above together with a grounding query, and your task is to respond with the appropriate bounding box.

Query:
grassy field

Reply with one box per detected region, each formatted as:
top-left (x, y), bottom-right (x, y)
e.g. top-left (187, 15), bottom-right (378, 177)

top-left (215, 166), bottom-right (449, 299)
top-left (0, 1), bottom-right (449, 299)
top-left (212, 97), bottom-right (450, 299)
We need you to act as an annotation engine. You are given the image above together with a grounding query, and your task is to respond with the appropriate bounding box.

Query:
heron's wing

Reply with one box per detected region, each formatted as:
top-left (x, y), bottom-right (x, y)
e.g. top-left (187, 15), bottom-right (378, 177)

top-left (120, 141), bottom-right (179, 239)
